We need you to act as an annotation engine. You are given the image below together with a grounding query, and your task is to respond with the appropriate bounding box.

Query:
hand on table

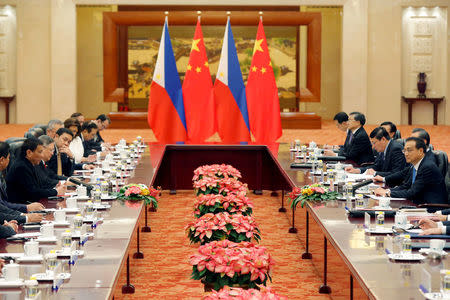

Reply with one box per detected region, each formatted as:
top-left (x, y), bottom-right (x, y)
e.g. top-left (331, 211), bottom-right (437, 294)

top-left (365, 169), bottom-right (376, 175)
top-left (345, 166), bottom-right (360, 174)
top-left (56, 184), bottom-right (66, 195)
top-left (26, 213), bottom-right (43, 223)
top-left (372, 175), bottom-right (384, 183)
top-left (373, 187), bottom-right (388, 197)
top-left (3, 220), bottom-right (18, 232)
top-left (418, 218), bottom-right (438, 229)
top-left (27, 202), bottom-right (44, 212)
top-left (419, 227), bottom-right (442, 236)
top-left (83, 164), bottom-right (95, 170)
top-left (323, 150), bottom-right (336, 156)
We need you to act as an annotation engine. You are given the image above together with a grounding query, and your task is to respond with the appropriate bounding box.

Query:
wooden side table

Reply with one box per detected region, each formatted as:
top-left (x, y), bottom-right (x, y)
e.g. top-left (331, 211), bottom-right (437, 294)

top-left (402, 96), bottom-right (445, 125)
top-left (0, 95), bottom-right (15, 124)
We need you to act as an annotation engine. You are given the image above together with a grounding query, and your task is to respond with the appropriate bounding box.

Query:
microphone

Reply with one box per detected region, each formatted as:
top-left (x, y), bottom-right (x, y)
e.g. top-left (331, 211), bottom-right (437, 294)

top-left (352, 179), bottom-right (373, 195)
top-left (68, 177), bottom-right (93, 190)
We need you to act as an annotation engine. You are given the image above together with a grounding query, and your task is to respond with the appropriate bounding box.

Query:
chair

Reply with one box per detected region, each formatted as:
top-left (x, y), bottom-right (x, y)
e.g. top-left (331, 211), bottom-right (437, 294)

top-left (395, 138), bottom-right (405, 149)
top-left (393, 130), bottom-right (401, 140)
top-left (446, 164), bottom-right (450, 203)
top-left (24, 128), bottom-right (44, 139)
top-left (433, 150), bottom-right (448, 178)
top-left (5, 137), bottom-right (26, 144)
top-left (31, 124), bottom-right (47, 133)
top-left (8, 141), bottom-right (23, 162)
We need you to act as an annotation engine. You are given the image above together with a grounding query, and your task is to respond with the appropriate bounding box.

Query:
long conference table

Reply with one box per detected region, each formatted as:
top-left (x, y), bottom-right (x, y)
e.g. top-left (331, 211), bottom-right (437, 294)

top-left (0, 143), bottom-right (445, 299)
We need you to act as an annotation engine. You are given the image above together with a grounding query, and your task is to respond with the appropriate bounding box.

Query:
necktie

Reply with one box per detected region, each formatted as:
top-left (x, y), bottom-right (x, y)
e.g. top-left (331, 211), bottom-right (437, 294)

top-left (412, 167), bottom-right (417, 184)
top-left (348, 131), bottom-right (354, 145)
top-left (57, 152), bottom-right (62, 176)
top-left (0, 175), bottom-right (7, 200)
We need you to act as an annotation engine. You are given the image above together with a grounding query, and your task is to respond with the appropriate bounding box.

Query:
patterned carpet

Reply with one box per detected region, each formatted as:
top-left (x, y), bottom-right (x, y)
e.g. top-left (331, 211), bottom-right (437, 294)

top-left (113, 191), bottom-right (331, 300)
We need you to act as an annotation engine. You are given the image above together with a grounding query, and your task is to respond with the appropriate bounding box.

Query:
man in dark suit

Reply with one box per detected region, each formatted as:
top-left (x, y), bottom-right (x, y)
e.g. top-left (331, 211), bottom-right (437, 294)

top-left (345, 127), bottom-right (406, 176)
top-left (36, 135), bottom-right (60, 188)
top-left (332, 112), bottom-right (351, 151)
top-left (80, 122), bottom-right (99, 157)
top-left (380, 121), bottom-right (399, 140)
top-left (6, 138), bottom-right (66, 204)
top-left (85, 114), bottom-right (111, 153)
top-left (47, 128), bottom-right (93, 178)
top-left (374, 137), bottom-right (447, 205)
top-left (0, 142), bottom-right (44, 215)
top-left (334, 112), bottom-right (374, 165)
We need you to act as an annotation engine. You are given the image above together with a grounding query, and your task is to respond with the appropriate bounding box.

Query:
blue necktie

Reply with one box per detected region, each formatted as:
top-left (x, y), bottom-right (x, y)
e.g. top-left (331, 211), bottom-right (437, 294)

top-left (412, 167), bottom-right (417, 184)
top-left (348, 131), bottom-right (353, 145)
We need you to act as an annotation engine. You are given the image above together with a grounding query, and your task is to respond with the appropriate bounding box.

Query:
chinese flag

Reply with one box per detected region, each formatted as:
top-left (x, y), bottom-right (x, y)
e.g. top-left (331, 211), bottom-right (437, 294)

top-left (182, 19), bottom-right (215, 143)
top-left (246, 19), bottom-right (282, 143)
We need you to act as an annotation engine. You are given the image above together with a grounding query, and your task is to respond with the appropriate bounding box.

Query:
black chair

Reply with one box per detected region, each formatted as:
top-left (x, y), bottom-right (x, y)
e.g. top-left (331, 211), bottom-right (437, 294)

top-left (5, 137), bottom-right (26, 144)
top-left (395, 138), bottom-right (405, 149)
top-left (31, 124), bottom-right (47, 133)
top-left (393, 130), bottom-right (401, 140)
top-left (24, 128), bottom-right (44, 139)
top-left (433, 150), bottom-right (448, 178)
top-left (8, 141), bottom-right (23, 162)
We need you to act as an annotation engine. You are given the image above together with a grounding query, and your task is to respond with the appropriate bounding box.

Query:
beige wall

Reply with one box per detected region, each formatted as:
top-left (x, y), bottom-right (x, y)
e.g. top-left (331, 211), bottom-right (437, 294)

top-left (3, 0), bottom-right (450, 125)
top-left (76, 5), bottom-right (117, 120)
top-left (299, 6), bottom-right (342, 120)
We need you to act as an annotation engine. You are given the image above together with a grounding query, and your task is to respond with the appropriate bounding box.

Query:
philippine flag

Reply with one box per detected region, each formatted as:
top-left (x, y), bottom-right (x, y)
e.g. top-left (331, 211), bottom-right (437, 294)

top-left (214, 18), bottom-right (251, 143)
top-left (148, 18), bottom-right (187, 143)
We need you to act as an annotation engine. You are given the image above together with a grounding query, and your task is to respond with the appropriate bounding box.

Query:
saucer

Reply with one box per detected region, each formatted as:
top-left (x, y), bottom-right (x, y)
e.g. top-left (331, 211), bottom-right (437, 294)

top-left (55, 249), bottom-right (84, 258)
top-left (73, 195), bottom-right (90, 200)
top-left (42, 220), bottom-right (71, 227)
top-left (101, 195), bottom-right (116, 200)
top-left (93, 204), bottom-right (111, 210)
top-left (36, 236), bottom-right (57, 243)
top-left (364, 227), bottom-right (393, 234)
top-left (32, 272), bottom-right (71, 282)
top-left (0, 278), bottom-right (24, 288)
top-left (419, 248), bottom-right (447, 256)
top-left (71, 232), bottom-right (94, 239)
top-left (387, 253), bottom-right (425, 261)
top-left (16, 254), bottom-right (44, 263)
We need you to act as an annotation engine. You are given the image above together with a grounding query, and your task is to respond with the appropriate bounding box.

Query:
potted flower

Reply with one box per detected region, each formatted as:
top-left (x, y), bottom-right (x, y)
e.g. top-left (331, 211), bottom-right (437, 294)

top-left (116, 184), bottom-right (160, 208)
top-left (193, 164), bottom-right (242, 182)
top-left (288, 183), bottom-right (339, 209)
top-left (193, 194), bottom-right (253, 218)
top-left (194, 177), bottom-right (248, 197)
top-left (189, 240), bottom-right (274, 291)
top-left (203, 286), bottom-right (287, 300)
top-left (186, 212), bottom-right (260, 245)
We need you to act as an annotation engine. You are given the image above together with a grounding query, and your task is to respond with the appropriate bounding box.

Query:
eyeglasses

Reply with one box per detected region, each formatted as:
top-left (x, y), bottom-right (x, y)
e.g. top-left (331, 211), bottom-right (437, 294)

top-left (402, 148), bottom-right (415, 153)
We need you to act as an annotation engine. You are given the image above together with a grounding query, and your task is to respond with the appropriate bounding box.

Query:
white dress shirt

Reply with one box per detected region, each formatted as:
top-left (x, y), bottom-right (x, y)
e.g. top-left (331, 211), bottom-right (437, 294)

top-left (69, 136), bottom-right (84, 164)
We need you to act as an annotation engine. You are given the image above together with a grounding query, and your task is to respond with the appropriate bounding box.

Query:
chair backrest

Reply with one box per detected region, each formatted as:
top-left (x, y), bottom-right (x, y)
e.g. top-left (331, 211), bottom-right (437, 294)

top-left (395, 138), bottom-right (405, 149)
top-left (433, 150), bottom-right (449, 178)
top-left (8, 141), bottom-right (23, 162)
top-left (32, 127), bottom-right (44, 138)
top-left (5, 137), bottom-right (26, 144)
top-left (429, 144), bottom-right (434, 151)
top-left (446, 163), bottom-right (450, 203)
top-left (31, 124), bottom-right (47, 133)
top-left (24, 130), bottom-right (35, 139)
top-left (393, 130), bottom-right (401, 140)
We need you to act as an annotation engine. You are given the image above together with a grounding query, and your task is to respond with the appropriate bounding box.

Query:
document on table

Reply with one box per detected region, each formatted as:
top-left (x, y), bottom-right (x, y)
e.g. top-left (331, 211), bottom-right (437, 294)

top-left (368, 195), bottom-right (407, 201)
top-left (346, 173), bottom-right (374, 181)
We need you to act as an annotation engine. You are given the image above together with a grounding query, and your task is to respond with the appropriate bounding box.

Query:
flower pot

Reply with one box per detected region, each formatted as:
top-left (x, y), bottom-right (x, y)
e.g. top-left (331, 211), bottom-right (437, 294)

top-left (201, 280), bottom-right (258, 292)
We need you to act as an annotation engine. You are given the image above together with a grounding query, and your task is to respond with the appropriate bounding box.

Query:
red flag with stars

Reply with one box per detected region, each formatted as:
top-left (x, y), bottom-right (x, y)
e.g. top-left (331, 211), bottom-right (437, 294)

top-left (182, 19), bottom-right (215, 143)
top-left (246, 19), bottom-right (282, 143)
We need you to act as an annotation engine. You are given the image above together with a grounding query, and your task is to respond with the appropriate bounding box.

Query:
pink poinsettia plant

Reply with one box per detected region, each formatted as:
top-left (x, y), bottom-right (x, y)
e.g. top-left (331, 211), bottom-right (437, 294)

top-left (193, 194), bottom-right (253, 218)
top-left (288, 183), bottom-right (339, 209)
top-left (193, 164), bottom-right (242, 182)
top-left (203, 286), bottom-right (287, 300)
top-left (186, 212), bottom-right (260, 245)
top-left (194, 177), bottom-right (248, 197)
top-left (190, 240), bottom-right (274, 291)
top-left (116, 184), bottom-right (160, 208)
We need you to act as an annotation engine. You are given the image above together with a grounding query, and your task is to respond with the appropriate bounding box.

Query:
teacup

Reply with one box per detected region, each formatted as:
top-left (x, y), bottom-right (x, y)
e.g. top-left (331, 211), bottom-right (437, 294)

top-left (54, 210), bottom-right (66, 223)
top-left (102, 160), bottom-right (109, 170)
top-left (2, 261), bottom-right (20, 281)
top-left (96, 152), bottom-right (101, 161)
top-left (24, 239), bottom-right (39, 257)
top-left (430, 239), bottom-right (446, 253)
top-left (40, 223), bottom-right (54, 238)
top-left (394, 213), bottom-right (407, 226)
top-left (76, 186), bottom-right (87, 197)
top-left (66, 197), bottom-right (78, 209)
top-left (93, 168), bottom-right (102, 177)
top-left (379, 198), bottom-right (390, 208)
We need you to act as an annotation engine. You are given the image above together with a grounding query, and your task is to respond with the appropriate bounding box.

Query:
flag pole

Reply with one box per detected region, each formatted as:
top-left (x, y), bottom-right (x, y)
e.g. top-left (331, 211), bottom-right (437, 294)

top-left (197, 10), bottom-right (201, 22)
top-left (164, 11), bottom-right (168, 23)
top-left (227, 11), bottom-right (231, 22)
top-left (259, 11), bottom-right (263, 22)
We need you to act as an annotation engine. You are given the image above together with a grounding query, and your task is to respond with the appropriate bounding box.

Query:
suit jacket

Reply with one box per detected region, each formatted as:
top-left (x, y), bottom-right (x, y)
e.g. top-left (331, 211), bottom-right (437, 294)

top-left (81, 135), bottom-right (95, 157)
top-left (0, 225), bottom-right (16, 238)
top-left (0, 175), bottom-right (27, 213)
top-left (6, 157), bottom-right (57, 203)
top-left (359, 140), bottom-right (406, 176)
top-left (385, 150), bottom-right (435, 187)
top-left (338, 127), bottom-right (374, 165)
top-left (338, 130), bottom-right (352, 154)
top-left (47, 146), bottom-right (83, 177)
top-left (35, 161), bottom-right (59, 188)
top-left (0, 205), bottom-right (26, 224)
top-left (390, 157), bottom-right (448, 205)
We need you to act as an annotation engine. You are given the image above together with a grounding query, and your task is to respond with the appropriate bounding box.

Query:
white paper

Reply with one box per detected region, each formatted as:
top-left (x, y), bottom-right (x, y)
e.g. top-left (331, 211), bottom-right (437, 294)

top-left (369, 195), bottom-right (407, 201)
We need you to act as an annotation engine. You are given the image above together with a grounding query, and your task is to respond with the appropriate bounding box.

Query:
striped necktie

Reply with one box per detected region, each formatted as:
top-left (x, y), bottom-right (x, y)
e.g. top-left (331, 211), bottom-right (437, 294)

top-left (412, 167), bottom-right (417, 184)
top-left (57, 152), bottom-right (62, 176)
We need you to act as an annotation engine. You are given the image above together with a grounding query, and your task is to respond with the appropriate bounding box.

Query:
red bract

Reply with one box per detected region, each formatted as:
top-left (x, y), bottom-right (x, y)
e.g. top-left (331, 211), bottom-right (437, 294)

top-left (203, 286), bottom-right (287, 300)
